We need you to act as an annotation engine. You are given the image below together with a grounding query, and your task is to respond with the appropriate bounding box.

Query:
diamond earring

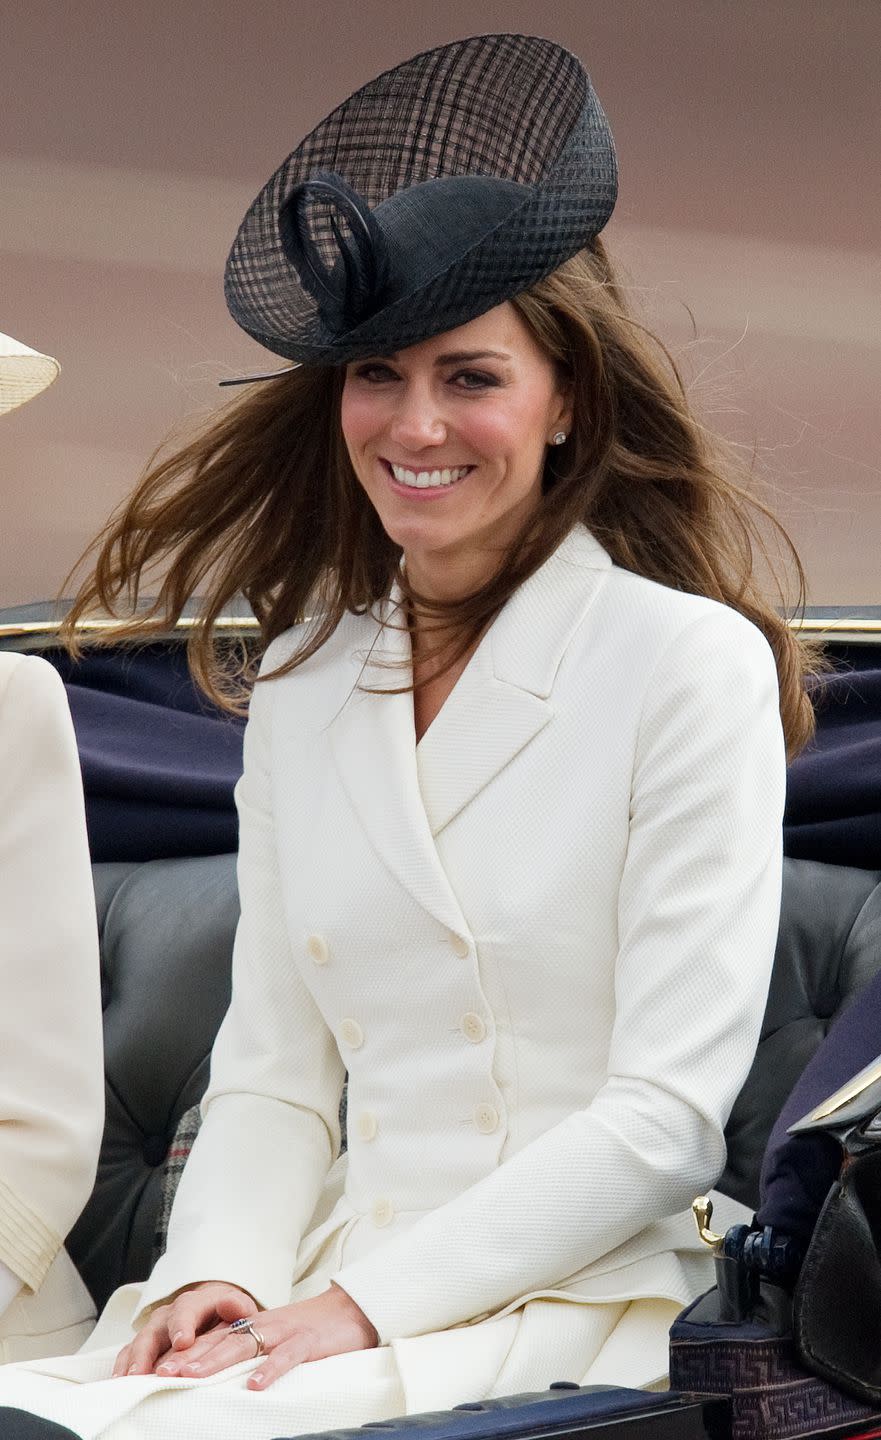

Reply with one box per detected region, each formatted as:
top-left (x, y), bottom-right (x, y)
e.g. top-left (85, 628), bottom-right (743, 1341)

top-left (552, 431), bottom-right (567, 446)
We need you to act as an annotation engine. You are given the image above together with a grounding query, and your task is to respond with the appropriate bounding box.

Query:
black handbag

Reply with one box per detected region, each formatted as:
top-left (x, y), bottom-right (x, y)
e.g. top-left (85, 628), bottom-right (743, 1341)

top-left (791, 1080), bottom-right (881, 1403)
top-left (669, 1058), bottom-right (881, 1440)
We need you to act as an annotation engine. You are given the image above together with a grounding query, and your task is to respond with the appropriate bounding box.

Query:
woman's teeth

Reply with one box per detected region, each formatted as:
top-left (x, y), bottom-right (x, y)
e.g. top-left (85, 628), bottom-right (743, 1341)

top-left (389, 463), bottom-right (471, 489)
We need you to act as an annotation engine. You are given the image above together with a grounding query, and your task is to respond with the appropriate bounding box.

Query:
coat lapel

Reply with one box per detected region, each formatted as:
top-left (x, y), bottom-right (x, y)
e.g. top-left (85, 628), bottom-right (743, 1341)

top-left (327, 597), bottom-right (469, 935)
top-left (415, 640), bottom-right (552, 836)
top-left (417, 526), bottom-right (612, 836)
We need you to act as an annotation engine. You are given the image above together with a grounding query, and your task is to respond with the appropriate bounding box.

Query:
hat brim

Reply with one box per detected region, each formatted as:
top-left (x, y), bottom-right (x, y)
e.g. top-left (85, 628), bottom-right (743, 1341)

top-left (0, 352), bottom-right (60, 416)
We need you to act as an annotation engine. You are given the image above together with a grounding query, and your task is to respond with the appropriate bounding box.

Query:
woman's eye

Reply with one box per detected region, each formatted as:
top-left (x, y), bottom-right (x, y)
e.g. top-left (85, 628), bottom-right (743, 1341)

top-left (353, 363), bottom-right (399, 383)
top-left (452, 370), bottom-right (499, 391)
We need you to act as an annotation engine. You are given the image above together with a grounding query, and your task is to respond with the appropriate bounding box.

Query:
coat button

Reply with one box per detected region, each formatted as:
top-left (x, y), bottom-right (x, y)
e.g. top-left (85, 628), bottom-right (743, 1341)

top-left (461, 1012), bottom-right (486, 1044)
top-left (449, 933), bottom-right (470, 958)
top-left (307, 935), bottom-right (329, 965)
top-left (372, 1199), bottom-right (394, 1227)
top-left (357, 1110), bottom-right (378, 1142)
top-left (340, 1018), bottom-right (364, 1049)
top-left (474, 1103), bottom-right (499, 1134)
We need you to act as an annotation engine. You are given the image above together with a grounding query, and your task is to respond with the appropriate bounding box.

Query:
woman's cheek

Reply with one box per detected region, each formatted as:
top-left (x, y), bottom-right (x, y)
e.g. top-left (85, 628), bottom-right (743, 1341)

top-left (340, 386), bottom-right (381, 451)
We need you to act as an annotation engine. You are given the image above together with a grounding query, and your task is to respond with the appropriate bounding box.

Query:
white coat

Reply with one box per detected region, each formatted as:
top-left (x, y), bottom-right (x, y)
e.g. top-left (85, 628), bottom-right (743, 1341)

top-left (0, 526), bottom-right (786, 1437)
top-left (145, 522), bottom-right (786, 1328)
top-left (0, 653), bottom-right (104, 1363)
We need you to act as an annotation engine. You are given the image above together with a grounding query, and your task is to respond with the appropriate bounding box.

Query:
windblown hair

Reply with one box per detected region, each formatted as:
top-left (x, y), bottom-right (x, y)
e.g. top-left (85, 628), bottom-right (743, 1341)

top-left (61, 241), bottom-right (820, 757)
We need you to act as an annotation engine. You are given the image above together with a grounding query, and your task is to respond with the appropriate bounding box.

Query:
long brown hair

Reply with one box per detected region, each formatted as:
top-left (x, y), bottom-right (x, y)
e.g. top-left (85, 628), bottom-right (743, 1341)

top-left (61, 240), bottom-right (821, 756)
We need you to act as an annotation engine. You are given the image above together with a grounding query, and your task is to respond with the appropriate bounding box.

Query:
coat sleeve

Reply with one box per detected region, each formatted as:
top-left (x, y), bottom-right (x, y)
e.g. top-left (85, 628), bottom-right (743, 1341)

top-left (138, 651), bottom-right (346, 1316)
top-left (333, 607), bottom-right (787, 1340)
top-left (0, 655), bottom-right (104, 1296)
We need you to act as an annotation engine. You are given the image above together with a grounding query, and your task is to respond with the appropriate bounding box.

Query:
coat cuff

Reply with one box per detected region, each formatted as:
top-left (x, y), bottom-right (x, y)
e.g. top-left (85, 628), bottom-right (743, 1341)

top-left (0, 1176), bottom-right (61, 1294)
top-left (135, 1230), bottom-right (293, 1324)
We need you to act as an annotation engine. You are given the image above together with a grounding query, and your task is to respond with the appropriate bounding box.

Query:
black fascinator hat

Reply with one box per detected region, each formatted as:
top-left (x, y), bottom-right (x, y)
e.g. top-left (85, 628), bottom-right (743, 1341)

top-left (223, 34), bottom-right (617, 370)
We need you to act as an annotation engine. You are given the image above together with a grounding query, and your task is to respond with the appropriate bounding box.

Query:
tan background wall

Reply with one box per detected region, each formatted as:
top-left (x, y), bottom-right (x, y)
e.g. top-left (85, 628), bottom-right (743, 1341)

top-left (2, 0), bottom-right (878, 607)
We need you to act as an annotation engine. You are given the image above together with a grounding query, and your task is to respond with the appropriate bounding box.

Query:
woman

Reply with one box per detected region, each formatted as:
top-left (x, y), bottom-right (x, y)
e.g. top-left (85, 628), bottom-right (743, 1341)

top-left (0, 33), bottom-right (817, 1440)
top-left (0, 335), bottom-right (104, 1374)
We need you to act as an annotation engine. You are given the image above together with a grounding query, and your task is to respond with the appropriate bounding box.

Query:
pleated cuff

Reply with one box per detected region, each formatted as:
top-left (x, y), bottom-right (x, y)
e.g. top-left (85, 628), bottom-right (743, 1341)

top-left (0, 1176), bottom-right (61, 1293)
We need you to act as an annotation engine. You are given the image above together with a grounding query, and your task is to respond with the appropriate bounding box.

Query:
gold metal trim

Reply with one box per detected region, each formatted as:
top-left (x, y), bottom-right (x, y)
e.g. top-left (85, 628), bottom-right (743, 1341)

top-left (692, 1195), bottom-right (724, 1251)
top-left (0, 617), bottom-right (261, 640)
top-left (1, 615), bottom-right (879, 644)
top-left (803, 1054), bottom-right (881, 1124)
top-left (792, 619), bottom-right (881, 643)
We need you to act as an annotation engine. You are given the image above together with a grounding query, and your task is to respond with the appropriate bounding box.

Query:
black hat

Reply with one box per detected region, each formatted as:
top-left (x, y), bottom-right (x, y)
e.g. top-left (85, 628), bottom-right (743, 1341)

top-left (223, 34), bottom-right (617, 370)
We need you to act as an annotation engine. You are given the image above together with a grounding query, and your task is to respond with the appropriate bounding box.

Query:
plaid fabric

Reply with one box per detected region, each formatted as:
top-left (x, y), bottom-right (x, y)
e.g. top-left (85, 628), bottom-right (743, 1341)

top-left (152, 1104), bottom-right (203, 1265)
top-left (152, 1087), bottom-right (350, 1263)
top-left (225, 34), bottom-right (617, 364)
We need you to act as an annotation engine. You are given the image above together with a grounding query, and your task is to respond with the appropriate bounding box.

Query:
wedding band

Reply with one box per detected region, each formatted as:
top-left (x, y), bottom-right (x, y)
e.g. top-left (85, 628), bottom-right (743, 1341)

top-left (228, 1317), bottom-right (266, 1357)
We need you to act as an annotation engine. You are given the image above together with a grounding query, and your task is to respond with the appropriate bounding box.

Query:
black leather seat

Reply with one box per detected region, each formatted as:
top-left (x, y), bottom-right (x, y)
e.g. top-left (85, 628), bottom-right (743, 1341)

top-left (66, 853), bottom-right (881, 1310)
top-left (66, 856), bottom-right (237, 1307)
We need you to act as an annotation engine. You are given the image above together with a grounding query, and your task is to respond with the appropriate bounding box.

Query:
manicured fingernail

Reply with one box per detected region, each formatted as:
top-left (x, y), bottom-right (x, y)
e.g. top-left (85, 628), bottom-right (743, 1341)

top-left (249, 1372), bottom-right (264, 1387)
top-left (171, 1331), bottom-right (184, 1346)
top-left (182, 1362), bottom-right (201, 1374)
top-left (127, 1363), bottom-right (140, 1375)
top-left (156, 1363), bottom-right (175, 1375)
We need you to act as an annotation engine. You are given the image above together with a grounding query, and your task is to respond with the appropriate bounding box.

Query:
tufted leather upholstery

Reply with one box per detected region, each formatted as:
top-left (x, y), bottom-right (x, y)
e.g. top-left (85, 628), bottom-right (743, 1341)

top-left (720, 858), bottom-right (881, 1206)
top-left (66, 856), bottom-right (237, 1309)
top-left (66, 854), bottom-right (881, 1311)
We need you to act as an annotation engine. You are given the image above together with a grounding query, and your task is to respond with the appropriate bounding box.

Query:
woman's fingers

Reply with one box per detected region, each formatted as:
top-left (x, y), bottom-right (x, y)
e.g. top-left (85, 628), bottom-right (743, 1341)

top-left (175, 1321), bottom-right (269, 1378)
top-left (153, 1321), bottom-right (228, 1375)
top-left (154, 1286), bottom-right (257, 1373)
top-left (246, 1332), bottom-right (315, 1391)
top-left (113, 1283), bottom-right (258, 1379)
top-left (112, 1309), bottom-right (172, 1377)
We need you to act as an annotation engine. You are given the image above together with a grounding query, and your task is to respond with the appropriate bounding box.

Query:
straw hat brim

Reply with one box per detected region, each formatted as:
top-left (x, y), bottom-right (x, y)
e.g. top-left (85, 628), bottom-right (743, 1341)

top-left (0, 334), bottom-right (61, 416)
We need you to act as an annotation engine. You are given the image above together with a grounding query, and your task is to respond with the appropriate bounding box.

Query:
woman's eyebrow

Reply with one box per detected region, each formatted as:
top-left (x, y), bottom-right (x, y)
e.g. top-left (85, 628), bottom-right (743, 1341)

top-left (361, 348), bottom-right (512, 365)
top-left (433, 349), bottom-right (511, 365)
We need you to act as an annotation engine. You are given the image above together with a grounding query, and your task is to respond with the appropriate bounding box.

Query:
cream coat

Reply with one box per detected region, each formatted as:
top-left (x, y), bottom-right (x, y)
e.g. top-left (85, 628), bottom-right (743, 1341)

top-left (142, 525), bottom-right (785, 1332)
top-left (0, 527), bottom-right (787, 1435)
top-left (0, 653), bottom-right (104, 1362)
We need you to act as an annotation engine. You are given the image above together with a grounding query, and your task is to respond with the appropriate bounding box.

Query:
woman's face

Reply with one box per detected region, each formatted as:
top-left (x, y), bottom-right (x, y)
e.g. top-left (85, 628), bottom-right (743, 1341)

top-left (340, 302), bottom-right (571, 594)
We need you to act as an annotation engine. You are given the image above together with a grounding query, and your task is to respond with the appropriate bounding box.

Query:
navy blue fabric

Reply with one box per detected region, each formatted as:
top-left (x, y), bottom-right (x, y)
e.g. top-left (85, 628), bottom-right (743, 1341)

top-left (43, 646), bottom-right (245, 863)
top-left (292, 1388), bottom-right (683, 1440)
top-left (784, 654), bottom-right (881, 871)
top-left (756, 967), bottom-right (881, 1243)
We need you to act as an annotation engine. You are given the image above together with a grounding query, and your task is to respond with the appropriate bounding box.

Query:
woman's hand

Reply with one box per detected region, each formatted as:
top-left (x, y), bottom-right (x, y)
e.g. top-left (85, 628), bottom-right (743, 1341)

top-left (152, 1282), bottom-right (378, 1389)
top-left (112, 1281), bottom-right (259, 1377)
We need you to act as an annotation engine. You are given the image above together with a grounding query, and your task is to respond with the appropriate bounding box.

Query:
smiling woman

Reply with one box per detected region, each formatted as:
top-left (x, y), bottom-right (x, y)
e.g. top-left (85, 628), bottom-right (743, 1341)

top-left (0, 30), bottom-right (822, 1440)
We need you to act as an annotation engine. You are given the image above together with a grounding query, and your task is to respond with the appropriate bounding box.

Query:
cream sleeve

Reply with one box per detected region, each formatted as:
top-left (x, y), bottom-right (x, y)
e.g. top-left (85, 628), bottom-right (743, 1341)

top-left (0, 653), bottom-right (104, 1294)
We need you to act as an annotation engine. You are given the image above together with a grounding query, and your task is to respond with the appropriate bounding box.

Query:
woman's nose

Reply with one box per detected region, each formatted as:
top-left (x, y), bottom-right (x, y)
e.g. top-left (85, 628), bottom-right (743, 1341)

top-left (388, 387), bottom-right (447, 450)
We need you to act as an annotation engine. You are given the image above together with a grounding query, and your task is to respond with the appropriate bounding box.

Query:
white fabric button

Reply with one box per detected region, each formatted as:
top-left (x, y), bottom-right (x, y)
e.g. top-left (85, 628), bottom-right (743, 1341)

top-left (449, 932), bottom-right (470, 958)
top-left (340, 1018), bottom-right (364, 1050)
top-left (306, 934), bottom-right (329, 965)
top-left (461, 1012), bottom-right (486, 1044)
top-left (372, 1199), bottom-right (394, 1227)
top-left (474, 1103), bottom-right (499, 1134)
top-left (357, 1110), bottom-right (378, 1142)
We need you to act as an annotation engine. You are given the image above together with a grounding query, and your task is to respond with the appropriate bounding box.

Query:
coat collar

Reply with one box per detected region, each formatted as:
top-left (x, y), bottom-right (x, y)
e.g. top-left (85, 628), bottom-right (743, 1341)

top-left (327, 526), bottom-right (611, 928)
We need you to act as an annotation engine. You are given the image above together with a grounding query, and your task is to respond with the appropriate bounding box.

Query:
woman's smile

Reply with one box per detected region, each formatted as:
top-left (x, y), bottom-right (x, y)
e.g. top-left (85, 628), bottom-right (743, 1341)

top-left (382, 459), bottom-right (475, 495)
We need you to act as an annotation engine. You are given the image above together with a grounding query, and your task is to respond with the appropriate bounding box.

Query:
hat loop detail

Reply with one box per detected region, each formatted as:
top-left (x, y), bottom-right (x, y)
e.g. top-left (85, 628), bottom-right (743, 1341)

top-left (278, 173), bottom-right (390, 333)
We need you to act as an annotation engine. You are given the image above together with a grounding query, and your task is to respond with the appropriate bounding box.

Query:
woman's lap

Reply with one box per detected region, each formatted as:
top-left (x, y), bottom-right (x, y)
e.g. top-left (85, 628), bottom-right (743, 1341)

top-left (0, 1297), bottom-right (678, 1440)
